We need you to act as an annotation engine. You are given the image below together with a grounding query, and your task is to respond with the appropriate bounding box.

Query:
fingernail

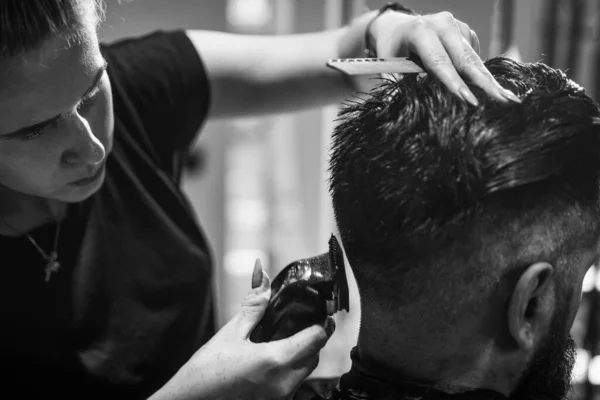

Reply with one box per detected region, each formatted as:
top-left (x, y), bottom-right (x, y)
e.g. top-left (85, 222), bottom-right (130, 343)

top-left (324, 317), bottom-right (336, 337)
top-left (502, 89), bottom-right (521, 103)
top-left (459, 87), bottom-right (479, 106)
top-left (251, 259), bottom-right (263, 289)
top-left (261, 269), bottom-right (269, 291)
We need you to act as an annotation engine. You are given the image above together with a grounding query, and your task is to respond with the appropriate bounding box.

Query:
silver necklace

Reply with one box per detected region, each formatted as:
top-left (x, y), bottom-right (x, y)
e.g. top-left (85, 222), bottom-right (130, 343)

top-left (1, 215), bottom-right (64, 283)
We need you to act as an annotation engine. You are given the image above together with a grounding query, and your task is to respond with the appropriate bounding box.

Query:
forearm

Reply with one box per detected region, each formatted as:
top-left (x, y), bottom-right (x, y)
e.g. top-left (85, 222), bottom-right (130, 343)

top-left (192, 4), bottom-right (513, 120)
top-left (190, 12), bottom-right (377, 119)
top-left (231, 30), bottom-right (350, 115)
top-left (147, 367), bottom-right (217, 400)
top-left (249, 11), bottom-right (378, 112)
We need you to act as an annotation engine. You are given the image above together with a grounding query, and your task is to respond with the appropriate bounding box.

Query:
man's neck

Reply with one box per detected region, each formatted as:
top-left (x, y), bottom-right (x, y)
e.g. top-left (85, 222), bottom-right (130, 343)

top-left (356, 328), bottom-right (514, 397)
top-left (337, 343), bottom-right (510, 400)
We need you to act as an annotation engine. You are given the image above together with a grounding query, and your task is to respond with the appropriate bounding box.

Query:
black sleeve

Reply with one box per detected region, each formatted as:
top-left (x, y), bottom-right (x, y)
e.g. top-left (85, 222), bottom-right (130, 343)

top-left (101, 30), bottom-right (211, 181)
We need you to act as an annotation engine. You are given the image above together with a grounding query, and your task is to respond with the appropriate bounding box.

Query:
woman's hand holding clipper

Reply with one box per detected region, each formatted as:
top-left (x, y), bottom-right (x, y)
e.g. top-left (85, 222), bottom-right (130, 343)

top-left (150, 260), bottom-right (336, 400)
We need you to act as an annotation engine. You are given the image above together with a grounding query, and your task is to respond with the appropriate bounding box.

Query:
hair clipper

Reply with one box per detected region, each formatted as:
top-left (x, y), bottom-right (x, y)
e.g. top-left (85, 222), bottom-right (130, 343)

top-left (250, 234), bottom-right (350, 343)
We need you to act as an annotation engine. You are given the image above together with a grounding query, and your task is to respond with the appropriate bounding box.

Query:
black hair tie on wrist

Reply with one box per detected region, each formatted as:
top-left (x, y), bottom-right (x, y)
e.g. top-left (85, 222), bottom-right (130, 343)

top-left (364, 2), bottom-right (418, 58)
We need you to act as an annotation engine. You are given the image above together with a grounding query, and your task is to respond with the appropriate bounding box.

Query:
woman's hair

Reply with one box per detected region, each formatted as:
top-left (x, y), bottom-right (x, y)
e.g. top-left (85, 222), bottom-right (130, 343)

top-left (0, 0), bottom-right (105, 58)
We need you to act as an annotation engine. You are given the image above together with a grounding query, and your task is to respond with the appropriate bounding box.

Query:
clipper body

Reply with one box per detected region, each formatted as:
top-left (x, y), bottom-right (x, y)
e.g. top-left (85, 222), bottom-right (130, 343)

top-left (250, 235), bottom-right (350, 343)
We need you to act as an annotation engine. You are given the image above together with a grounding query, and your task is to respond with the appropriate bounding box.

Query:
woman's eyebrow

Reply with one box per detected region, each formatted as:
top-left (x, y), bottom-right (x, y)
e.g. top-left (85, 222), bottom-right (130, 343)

top-left (1, 60), bottom-right (108, 138)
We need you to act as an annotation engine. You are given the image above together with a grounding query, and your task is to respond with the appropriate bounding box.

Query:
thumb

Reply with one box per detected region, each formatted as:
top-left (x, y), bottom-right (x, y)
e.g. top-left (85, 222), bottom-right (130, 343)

top-left (272, 317), bottom-right (336, 365)
top-left (236, 259), bottom-right (271, 335)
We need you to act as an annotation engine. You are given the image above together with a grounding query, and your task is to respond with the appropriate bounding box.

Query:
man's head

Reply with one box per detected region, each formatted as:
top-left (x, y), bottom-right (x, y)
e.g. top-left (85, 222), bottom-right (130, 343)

top-left (0, 0), bottom-right (113, 204)
top-left (329, 57), bottom-right (600, 399)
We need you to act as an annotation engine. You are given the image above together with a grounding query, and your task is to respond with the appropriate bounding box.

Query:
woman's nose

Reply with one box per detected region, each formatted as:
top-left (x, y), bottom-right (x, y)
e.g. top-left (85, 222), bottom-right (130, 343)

top-left (61, 113), bottom-right (106, 166)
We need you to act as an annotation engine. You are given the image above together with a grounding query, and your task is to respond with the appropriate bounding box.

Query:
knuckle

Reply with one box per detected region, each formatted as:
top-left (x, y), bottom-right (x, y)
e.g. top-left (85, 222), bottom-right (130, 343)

top-left (315, 325), bottom-right (329, 343)
top-left (457, 22), bottom-right (470, 36)
top-left (241, 290), bottom-right (269, 309)
top-left (427, 51), bottom-right (453, 67)
top-left (309, 329), bottom-right (329, 352)
top-left (306, 324), bottom-right (326, 342)
top-left (409, 16), bottom-right (429, 31)
top-left (310, 354), bottom-right (320, 371)
top-left (274, 382), bottom-right (293, 398)
top-left (239, 299), bottom-right (261, 315)
top-left (239, 308), bottom-right (258, 322)
top-left (437, 11), bottom-right (455, 23)
top-left (462, 48), bottom-right (483, 66)
top-left (265, 347), bottom-right (284, 369)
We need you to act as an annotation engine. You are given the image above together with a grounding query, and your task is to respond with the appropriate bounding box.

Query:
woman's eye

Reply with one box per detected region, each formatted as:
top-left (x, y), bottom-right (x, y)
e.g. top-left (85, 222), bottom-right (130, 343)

top-left (19, 123), bottom-right (53, 141)
top-left (19, 128), bottom-right (45, 141)
top-left (14, 89), bottom-right (100, 142)
top-left (17, 116), bottom-right (61, 141)
top-left (77, 91), bottom-right (100, 112)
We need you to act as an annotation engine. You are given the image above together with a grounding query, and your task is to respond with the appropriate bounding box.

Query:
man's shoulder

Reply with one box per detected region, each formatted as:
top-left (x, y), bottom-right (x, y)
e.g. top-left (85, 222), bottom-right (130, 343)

top-left (294, 377), bottom-right (341, 400)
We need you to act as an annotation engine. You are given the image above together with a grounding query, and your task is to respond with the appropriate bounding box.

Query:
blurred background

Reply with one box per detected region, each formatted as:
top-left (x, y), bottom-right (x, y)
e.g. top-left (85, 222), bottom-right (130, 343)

top-left (99, 0), bottom-right (600, 398)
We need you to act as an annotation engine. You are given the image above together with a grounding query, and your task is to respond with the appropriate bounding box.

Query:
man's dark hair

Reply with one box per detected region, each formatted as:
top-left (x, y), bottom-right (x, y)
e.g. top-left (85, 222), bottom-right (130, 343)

top-left (329, 58), bottom-right (600, 320)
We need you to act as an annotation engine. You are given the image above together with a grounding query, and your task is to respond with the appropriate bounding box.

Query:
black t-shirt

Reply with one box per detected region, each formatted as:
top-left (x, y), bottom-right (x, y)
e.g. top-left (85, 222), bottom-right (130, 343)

top-left (0, 31), bottom-right (213, 399)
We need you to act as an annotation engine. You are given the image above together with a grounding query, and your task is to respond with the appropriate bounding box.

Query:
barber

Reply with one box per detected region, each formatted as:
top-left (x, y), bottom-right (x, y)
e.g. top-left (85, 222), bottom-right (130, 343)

top-left (0, 1), bottom-right (518, 399)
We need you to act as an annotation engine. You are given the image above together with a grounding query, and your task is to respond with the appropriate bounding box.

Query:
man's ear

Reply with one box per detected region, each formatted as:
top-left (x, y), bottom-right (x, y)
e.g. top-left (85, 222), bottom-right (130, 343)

top-left (507, 262), bottom-right (555, 351)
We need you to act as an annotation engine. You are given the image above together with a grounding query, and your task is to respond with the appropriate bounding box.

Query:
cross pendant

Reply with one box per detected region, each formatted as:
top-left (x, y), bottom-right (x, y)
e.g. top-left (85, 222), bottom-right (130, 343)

top-left (44, 252), bottom-right (61, 283)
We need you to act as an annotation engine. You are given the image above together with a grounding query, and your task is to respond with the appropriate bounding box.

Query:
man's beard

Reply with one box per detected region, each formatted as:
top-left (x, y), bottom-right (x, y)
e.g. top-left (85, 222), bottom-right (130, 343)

top-left (509, 307), bottom-right (577, 400)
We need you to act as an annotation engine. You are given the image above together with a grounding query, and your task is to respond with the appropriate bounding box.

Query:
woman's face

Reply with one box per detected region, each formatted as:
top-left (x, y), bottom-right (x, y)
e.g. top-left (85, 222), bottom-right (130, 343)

top-left (0, 12), bottom-right (114, 203)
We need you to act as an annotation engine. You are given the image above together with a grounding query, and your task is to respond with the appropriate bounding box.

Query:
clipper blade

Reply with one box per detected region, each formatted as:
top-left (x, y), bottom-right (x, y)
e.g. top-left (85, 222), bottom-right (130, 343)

top-left (328, 234), bottom-right (350, 312)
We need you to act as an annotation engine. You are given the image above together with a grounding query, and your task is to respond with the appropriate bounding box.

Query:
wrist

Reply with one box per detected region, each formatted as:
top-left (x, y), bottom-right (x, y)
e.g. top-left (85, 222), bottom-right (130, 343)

top-left (336, 11), bottom-right (377, 60)
top-left (334, 12), bottom-right (379, 93)
top-left (336, 3), bottom-right (419, 60)
top-left (334, 4), bottom-right (418, 93)
top-left (148, 362), bottom-right (216, 400)
top-left (364, 3), bottom-right (418, 58)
